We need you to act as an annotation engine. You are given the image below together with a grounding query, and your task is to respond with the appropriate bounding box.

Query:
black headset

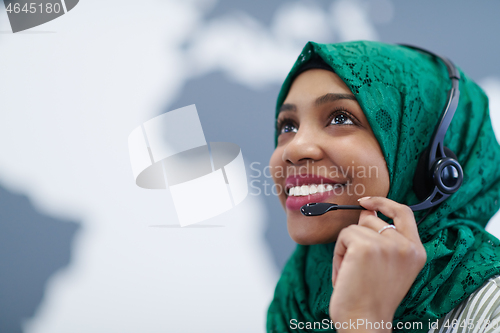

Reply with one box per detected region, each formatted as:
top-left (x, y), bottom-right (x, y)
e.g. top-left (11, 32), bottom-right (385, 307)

top-left (399, 45), bottom-right (464, 212)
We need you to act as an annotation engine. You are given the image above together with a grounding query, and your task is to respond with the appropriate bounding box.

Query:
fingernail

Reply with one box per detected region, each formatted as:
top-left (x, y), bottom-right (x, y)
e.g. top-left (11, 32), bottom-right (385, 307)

top-left (357, 196), bottom-right (371, 202)
top-left (372, 210), bottom-right (377, 216)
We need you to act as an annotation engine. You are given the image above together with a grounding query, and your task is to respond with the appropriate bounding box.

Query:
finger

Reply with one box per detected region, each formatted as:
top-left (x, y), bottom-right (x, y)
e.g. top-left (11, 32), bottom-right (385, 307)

top-left (357, 209), bottom-right (382, 229)
top-left (332, 252), bottom-right (341, 287)
top-left (333, 224), bottom-right (381, 288)
top-left (358, 209), bottom-right (378, 220)
top-left (332, 223), bottom-right (375, 286)
top-left (333, 224), bottom-right (375, 262)
top-left (358, 212), bottom-right (398, 236)
top-left (358, 196), bottom-right (419, 242)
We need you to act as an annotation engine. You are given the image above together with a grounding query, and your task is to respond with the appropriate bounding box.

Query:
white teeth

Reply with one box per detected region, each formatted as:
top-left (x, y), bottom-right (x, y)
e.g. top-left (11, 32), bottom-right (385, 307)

top-left (300, 185), bottom-right (309, 196)
top-left (287, 183), bottom-right (343, 196)
top-left (294, 186), bottom-right (301, 196)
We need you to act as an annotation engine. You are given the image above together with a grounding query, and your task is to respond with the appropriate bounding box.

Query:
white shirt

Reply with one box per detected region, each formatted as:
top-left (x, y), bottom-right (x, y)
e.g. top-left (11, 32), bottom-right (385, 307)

top-left (427, 275), bottom-right (500, 333)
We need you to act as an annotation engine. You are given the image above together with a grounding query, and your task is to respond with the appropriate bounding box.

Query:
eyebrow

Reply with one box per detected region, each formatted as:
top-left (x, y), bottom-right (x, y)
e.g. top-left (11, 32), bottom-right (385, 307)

top-left (278, 93), bottom-right (357, 114)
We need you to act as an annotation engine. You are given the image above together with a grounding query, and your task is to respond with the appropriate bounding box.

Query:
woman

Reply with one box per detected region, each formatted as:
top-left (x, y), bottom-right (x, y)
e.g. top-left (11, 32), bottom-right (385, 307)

top-left (267, 41), bottom-right (500, 332)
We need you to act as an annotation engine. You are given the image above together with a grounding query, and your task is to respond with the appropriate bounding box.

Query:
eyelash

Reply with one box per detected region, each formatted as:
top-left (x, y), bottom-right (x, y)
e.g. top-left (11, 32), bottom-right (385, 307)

top-left (275, 107), bottom-right (358, 135)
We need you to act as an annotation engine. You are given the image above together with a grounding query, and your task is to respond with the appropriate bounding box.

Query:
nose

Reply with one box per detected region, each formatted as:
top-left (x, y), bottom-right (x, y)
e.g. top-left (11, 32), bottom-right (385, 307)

top-left (282, 126), bottom-right (324, 165)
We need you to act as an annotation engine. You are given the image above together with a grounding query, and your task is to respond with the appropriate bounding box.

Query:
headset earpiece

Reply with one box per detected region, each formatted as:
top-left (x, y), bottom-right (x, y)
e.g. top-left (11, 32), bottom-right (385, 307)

top-left (413, 146), bottom-right (460, 201)
top-left (432, 148), bottom-right (462, 194)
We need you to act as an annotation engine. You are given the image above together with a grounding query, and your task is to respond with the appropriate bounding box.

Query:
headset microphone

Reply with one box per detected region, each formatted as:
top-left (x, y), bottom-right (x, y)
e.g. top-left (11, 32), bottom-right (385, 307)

top-left (300, 45), bottom-right (464, 217)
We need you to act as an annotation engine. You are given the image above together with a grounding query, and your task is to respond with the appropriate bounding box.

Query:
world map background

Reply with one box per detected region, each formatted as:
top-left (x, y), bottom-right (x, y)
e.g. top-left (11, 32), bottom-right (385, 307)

top-left (1, 1), bottom-right (500, 332)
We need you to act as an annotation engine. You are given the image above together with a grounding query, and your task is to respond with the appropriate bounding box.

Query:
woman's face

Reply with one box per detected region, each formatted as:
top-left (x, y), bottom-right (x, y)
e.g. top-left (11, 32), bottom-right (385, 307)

top-left (269, 69), bottom-right (390, 245)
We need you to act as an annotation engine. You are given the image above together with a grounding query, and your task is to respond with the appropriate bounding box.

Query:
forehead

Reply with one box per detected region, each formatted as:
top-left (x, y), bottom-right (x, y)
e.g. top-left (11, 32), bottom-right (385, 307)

top-left (283, 69), bottom-right (353, 104)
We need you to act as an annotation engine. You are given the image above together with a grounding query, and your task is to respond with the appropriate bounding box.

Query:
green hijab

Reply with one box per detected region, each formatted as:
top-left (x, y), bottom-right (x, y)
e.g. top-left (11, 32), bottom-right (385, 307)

top-left (267, 41), bottom-right (500, 332)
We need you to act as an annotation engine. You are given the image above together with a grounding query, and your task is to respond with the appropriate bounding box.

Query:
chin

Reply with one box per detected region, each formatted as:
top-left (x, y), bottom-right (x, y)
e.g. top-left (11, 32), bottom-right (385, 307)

top-left (287, 224), bottom-right (339, 245)
top-left (286, 209), bottom-right (359, 245)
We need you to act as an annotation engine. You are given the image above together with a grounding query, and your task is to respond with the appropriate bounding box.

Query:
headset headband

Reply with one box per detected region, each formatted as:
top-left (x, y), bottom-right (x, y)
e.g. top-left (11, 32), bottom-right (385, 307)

top-left (399, 45), bottom-right (463, 212)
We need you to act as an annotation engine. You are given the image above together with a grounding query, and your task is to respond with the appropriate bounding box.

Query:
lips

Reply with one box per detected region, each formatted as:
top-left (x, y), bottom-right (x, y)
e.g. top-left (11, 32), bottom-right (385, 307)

top-left (284, 174), bottom-right (346, 211)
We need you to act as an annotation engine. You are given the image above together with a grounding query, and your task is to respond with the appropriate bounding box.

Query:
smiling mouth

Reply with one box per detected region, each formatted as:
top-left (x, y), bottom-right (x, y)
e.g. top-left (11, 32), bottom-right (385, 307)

top-left (284, 183), bottom-right (347, 211)
top-left (286, 183), bottom-right (344, 197)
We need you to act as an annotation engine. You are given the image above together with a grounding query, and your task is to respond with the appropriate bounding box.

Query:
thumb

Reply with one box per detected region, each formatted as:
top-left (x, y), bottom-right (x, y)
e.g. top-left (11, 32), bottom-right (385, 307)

top-left (359, 209), bottom-right (378, 220)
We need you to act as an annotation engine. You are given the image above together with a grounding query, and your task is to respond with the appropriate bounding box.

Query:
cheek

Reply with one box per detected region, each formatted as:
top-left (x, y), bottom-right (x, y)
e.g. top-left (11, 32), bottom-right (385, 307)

top-left (269, 148), bottom-right (284, 181)
top-left (328, 135), bottom-right (389, 186)
top-left (353, 139), bottom-right (390, 193)
top-left (269, 149), bottom-right (287, 208)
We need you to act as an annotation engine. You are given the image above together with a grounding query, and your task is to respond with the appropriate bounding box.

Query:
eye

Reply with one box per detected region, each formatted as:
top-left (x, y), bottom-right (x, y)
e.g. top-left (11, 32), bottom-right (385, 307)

top-left (277, 118), bottom-right (298, 135)
top-left (329, 109), bottom-right (356, 126)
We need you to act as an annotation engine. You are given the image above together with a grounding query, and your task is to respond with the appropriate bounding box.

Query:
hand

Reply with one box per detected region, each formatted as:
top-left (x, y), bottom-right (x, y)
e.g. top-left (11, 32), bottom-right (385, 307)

top-left (329, 196), bottom-right (427, 332)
